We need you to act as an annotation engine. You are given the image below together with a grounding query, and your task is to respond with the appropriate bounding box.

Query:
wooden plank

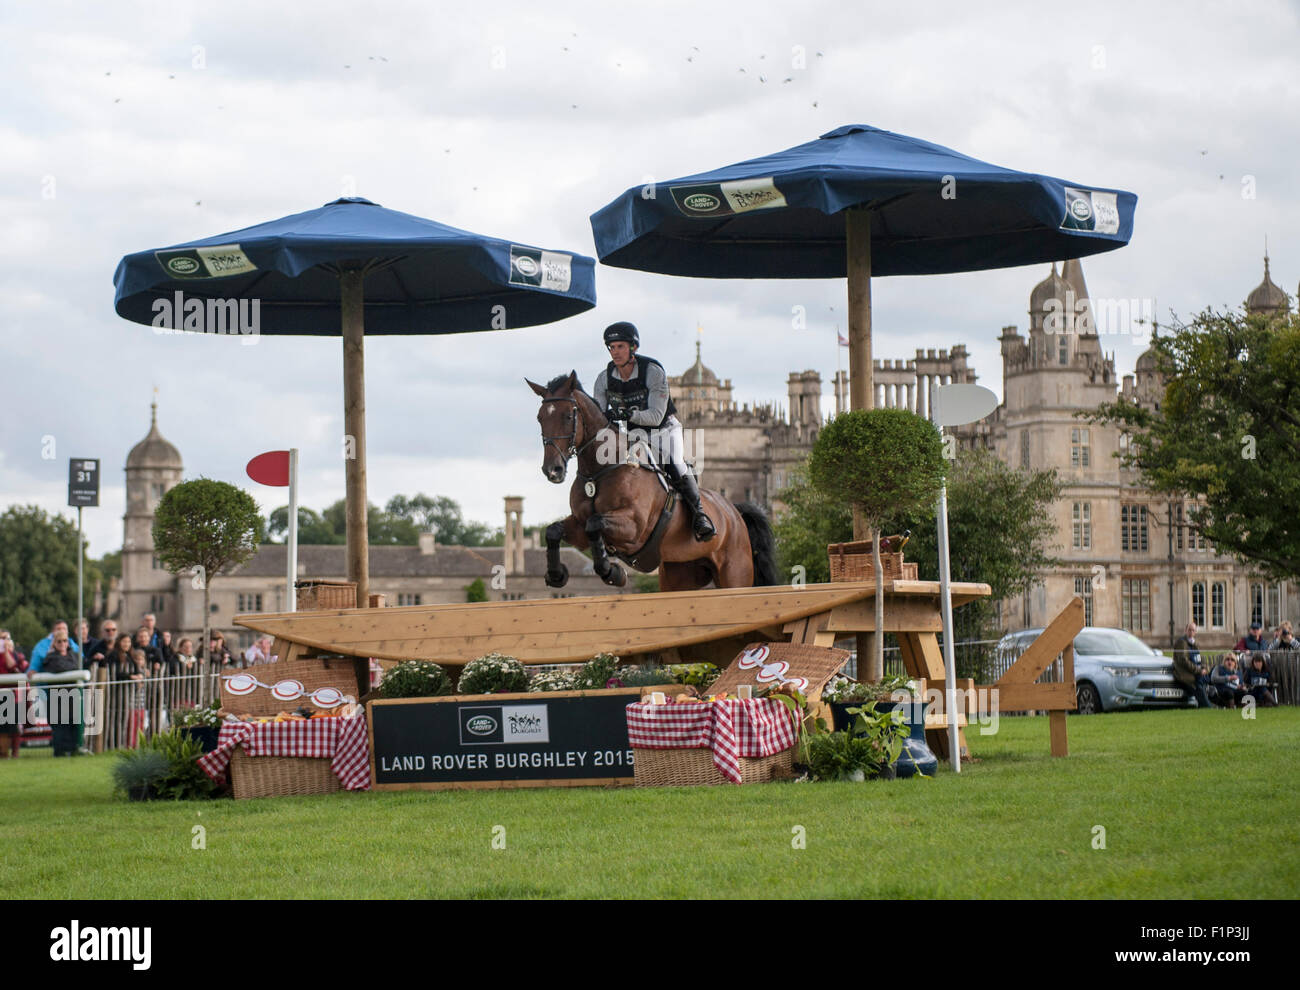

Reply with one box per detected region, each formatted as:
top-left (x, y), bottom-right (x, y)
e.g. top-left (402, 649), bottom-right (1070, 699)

top-left (824, 599), bottom-right (945, 633)
top-left (922, 679), bottom-right (977, 714)
top-left (898, 633), bottom-right (947, 682)
top-left (1049, 709), bottom-right (1069, 757)
top-left (974, 680), bottom-right (1076, 713)
top-left (999, 597), bottom-right (1085, 685)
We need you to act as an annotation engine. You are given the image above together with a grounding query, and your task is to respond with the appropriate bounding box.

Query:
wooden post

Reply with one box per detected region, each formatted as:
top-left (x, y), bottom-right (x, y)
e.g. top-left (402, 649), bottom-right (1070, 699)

top-left (341, 268), bottom-right (369, 608)
top-left (1049, 709), bottom-right (1068, 757)
top-left (846, 208), bottom-right (873, 412)
top-left (847, 208), bottom-right (874, 680)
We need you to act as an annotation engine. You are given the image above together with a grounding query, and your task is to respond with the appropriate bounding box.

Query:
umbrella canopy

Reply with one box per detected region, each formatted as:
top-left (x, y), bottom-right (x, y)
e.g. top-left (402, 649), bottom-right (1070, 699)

top-left (591, 124), bottom-right (1136, 278)
top-left (114, 197), bottom-right (597, 606)
top-left (590, 123), bottom-right (1136, 413)
top-left (115, 197), bottom-right (595, 332)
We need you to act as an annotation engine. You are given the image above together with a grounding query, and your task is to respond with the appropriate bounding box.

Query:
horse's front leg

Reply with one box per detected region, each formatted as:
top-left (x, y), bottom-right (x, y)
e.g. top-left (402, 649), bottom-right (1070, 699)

top-left (585, 514), bottom-right (627, 588)
top-left (545, 515), bottom-right (586, 588)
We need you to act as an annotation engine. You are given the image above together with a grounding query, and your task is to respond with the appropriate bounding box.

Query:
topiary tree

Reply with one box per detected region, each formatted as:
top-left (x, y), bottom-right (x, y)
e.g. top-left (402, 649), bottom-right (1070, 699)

top-left (465, 578), bottom-right (488, 603)
top-left (152, 479), bottom-right (261, 674)
top-left (808, 409), bottom-right (946, 681)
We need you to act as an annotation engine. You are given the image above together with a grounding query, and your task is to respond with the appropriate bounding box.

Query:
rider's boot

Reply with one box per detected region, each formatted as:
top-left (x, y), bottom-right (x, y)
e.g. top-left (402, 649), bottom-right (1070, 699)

top-left (665, 464), bottom-right (716, 542)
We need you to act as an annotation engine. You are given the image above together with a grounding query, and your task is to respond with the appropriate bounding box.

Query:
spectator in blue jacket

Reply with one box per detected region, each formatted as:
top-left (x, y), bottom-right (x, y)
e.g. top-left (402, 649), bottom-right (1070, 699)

top-left (29, 620), bottom-right (81, 673)
top-left (1210, 654), bottom-right (1248, 708)
top-left (1234, 621), bottom-right (1268, 655)
top-left (1244, 653), bottom-right (1277, 707)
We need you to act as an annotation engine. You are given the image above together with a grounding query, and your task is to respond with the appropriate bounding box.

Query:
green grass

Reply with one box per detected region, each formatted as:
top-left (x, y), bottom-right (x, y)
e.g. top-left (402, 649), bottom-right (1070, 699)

top-left (3, 707), bottom-right (1298, 899)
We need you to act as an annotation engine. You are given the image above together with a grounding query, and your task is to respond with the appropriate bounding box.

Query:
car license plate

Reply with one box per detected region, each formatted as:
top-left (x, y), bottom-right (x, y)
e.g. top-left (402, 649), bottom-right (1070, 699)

top-left (1151, 688), bottom-right (1183, 698)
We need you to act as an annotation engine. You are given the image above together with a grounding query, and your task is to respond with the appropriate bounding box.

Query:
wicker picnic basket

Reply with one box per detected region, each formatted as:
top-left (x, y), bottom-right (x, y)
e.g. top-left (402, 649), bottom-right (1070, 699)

top-left (295, 580), bottom-right (358, 611)
top-left (633, 745), bottom-right (795, 787)
top-left (827, 540), bottom-right (918, 582)
top-left (229, 749), bottom-right (342, 800)
top-left (220, 657), bottom-right (365, 800)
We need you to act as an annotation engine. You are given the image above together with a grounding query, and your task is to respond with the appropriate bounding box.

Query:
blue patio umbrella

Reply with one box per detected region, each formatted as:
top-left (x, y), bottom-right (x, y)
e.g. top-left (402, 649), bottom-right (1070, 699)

top-left (591, 123), bottom-right (1136, 409)
top-left (114, 197), bottom-right (596, 606)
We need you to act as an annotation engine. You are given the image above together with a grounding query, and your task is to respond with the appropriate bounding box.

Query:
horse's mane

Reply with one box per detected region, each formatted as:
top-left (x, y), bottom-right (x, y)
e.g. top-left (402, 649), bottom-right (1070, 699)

top-left (545, 372), bottom-right (584, 394)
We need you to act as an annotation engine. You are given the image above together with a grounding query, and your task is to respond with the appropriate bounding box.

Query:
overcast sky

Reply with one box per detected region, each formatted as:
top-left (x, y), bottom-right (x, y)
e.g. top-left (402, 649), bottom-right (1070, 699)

top-left (3, 0), bottom-right (1298, 558)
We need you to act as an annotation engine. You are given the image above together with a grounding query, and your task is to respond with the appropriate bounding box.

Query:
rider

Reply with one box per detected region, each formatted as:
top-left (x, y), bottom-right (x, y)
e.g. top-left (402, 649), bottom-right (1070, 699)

top-left (592, 322), bottom-right (716, 542)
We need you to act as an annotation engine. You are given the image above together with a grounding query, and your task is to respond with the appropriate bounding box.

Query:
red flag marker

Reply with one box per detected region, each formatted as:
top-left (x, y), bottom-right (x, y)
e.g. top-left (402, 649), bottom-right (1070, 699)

top-left (246, 450), bottom-right (291, 487)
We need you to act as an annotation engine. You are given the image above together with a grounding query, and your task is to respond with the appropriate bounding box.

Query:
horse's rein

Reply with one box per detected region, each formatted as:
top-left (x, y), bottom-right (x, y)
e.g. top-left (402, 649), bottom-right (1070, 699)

top-left (541, 396), bottom-right (604, 462)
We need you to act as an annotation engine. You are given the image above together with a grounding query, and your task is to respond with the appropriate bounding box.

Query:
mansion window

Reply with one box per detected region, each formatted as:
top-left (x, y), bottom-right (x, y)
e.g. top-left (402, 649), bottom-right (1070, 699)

top-left (1247, 582), bottom-right (1283, 628)
top-left (150, 593), bottom-right (167, 613)
top-left (152, 556), bottom-right (162, 570)
top-left (1121, 505), bottom-right (1149, 553)
top-left (1074, 576), bottom-right (1094, 626)
top-left (397, 593), bottom-right (422, 606)
top-left (502, 593), bottom-right (525, 601)
top-left (1122, 579), bottom-right (1151, 632)
top-left (1211, 581), bottom-right (1226, 629)
top-left (1020, 431), bottom-right (1030, 469)
top-left (151, 483), bottom-right (165, 500)
top-left (1070, 428), bottom-right (1090, 468)
top-left (1072, 502), bottom-right (1092, 550)
top-left (236, 593), bottom-right (263, 612)
top-left (1058, 333), bottom-right (1069, 365)
top-left (1176, 503), bottom-right (1206, 552)
top-left (1191, 582), bottom-right (1206, 627)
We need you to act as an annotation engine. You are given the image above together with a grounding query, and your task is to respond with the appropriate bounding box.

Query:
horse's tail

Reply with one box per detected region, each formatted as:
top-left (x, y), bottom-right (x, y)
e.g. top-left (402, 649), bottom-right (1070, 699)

top-left (735, 502), bottom-right (779, 587)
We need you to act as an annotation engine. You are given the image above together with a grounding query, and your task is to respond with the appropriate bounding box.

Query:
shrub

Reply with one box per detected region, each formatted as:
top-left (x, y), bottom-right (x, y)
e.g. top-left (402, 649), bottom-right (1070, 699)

top-left (613, 664), bottom-right (677, 688)
top-left (572, 653), bottom-right (620, 690)
top-left (528, 669), bottom-right (577, 692)
top-left (458, 653), bottom-right (529, 695)
top-left (379, 661), bottom-right (453, 699)
top-left (113, 731), bottom-right (219, 801)
top-left (666, 663), bottom-right (719, 689)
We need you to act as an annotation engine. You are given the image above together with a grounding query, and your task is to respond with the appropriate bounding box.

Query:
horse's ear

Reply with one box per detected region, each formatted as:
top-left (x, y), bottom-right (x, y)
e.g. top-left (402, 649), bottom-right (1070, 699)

top-left (526, 378), bottom-right (548, 398)
top-left (566, 370), bottom-right (578, 391)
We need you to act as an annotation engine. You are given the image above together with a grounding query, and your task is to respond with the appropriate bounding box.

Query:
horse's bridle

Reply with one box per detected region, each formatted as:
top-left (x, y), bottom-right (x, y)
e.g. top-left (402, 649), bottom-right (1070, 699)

top-left (541, 396), bottom-right (601, 463)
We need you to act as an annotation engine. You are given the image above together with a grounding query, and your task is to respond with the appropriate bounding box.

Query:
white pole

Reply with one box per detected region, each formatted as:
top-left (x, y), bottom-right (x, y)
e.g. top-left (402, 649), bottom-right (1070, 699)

top-left (931, 392), bottom-right (961, 773)
top-left (287, 448), bottom-right (299, 613)
top-left (77, 506), bottom-right (84, 653)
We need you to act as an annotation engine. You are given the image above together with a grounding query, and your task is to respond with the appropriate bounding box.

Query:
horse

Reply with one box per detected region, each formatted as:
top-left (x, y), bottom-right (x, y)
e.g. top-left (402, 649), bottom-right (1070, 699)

top-left (527, 371), bottom-right (778, 592)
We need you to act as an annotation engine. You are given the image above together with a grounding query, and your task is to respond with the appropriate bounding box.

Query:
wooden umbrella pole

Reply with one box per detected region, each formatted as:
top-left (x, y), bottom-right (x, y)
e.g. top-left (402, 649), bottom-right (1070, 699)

top-left (341, 269), bottom-right (370, 608)
top-left (847, 209), bottom-right (877, 677)
top-left (846, 207), bottom-right (873, 416)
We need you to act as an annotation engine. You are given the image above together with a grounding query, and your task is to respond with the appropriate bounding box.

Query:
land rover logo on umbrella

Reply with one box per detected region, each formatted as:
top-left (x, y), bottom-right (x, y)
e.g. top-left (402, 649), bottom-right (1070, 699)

top-left (683, 193), bottom-right (720, 213)
top-left (1070, 197), bottom-right (1092, 222)
top-left (514, 255), bottom-right (539, 277)
top-left (466, 715), bottom-right (497, 736)
top-left (167, 256), bottom-right (200, 275)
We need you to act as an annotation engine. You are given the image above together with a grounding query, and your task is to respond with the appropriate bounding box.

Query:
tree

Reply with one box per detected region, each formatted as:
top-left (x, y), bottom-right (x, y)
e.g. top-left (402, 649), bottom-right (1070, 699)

top-left (385, 494), bottom-right (498, 545)
top-left (808, 409), bottom-right (947, 681)
top-left (465, 578), bottom-right (488, 603)
top-left (1090, 308), bottom-right (1300, 581)
top-left (0, 505), bottom-right (101, 652)
top-left (152, 479), bottom-right (261, 669)
top-left (777, 449), bottom-right (1061, 678)
top-left (265, 494), bottom-right (501, 547)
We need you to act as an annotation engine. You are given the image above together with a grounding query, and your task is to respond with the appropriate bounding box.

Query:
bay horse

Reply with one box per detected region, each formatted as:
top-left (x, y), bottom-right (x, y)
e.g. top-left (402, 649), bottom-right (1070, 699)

top-left (527, 371), bottom-right (778, 591)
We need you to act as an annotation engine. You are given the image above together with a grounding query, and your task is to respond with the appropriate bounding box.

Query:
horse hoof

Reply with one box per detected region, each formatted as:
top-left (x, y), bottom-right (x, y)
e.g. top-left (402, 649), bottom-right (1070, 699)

top-left (606, 564), bottom-right (627, 588)
top-left (545, 565), bottom-right (569, 588)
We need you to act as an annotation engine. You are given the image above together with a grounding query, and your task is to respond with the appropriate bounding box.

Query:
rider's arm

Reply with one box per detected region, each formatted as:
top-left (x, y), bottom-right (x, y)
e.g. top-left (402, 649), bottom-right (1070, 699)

top-left (629, 361), bottom-right (669, 426)
top-left (592, 370), bottom-right (609, 416)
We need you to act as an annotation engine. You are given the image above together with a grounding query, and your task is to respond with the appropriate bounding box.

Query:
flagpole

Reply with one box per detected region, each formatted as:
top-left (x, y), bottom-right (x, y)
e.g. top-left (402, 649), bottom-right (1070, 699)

top-left (287, 448), bottom-right (299, 613)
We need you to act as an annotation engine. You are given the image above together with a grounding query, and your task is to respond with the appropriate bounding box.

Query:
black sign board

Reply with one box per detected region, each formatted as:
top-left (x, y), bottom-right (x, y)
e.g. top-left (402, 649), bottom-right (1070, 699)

top-left (67, 458), bottom-right (99, 507)
top-left (369, 688), bottom-right (670, 790)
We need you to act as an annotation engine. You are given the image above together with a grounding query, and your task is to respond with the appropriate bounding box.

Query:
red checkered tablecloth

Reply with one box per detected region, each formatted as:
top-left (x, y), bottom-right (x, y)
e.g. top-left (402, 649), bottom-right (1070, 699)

top-left (625, 697), bottom-right (799, 784)
top-left (197, 715), bottom-right (371, 791)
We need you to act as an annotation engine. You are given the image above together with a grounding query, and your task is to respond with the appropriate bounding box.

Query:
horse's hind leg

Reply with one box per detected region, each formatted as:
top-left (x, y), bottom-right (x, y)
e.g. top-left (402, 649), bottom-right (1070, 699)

top-left (659, 560), bottom-right (711, 592)
top-left (711, 549), bottom-right (755, 589)
top-left (585, 514), bottom-right (627, 588)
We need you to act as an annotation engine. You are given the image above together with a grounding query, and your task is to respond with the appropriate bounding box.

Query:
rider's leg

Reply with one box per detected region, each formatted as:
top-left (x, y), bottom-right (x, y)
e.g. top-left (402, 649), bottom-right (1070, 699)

top-left (661, 419), bottom-right (715, 542)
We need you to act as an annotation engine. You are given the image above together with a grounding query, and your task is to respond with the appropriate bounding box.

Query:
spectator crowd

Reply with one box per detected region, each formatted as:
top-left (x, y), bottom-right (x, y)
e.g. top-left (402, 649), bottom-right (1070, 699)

top-left (1173, 619), bottom-right (1293, 709)
top-left (1, 613), bottom-right (279, 756)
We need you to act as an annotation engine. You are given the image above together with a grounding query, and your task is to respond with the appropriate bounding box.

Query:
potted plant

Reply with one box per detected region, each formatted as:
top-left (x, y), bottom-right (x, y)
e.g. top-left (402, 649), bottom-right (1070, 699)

top-left (379, 660), bottom-right (453, 699)
top-left (802, 702), bottom-right (910, 782)
top-left (572, 652), bottom-right (620, 690)
top-left (457, 653), bottom-right (529, 695)
top-left (111, 747), bottom-right (171, 801)
top-left (528, 669), bottom-right (578, 692)
top-left (808, 409), bottom-right (947, 682)
top-left (824, 675), bottom-right (937, 777)
top-left (170, 700), bottom-right (224, 753)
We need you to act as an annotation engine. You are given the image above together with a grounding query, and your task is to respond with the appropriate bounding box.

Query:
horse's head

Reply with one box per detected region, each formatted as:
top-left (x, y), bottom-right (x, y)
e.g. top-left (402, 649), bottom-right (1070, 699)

top-left (527, 370), bottom-right (589, 484)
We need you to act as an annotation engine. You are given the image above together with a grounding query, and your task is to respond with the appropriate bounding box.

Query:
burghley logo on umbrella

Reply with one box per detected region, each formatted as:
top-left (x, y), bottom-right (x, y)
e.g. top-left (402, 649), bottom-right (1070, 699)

top-left (509, 245), bottom-right (573, 292)
top-left (1062, 187), bottom-right (1120, 234)
top-left (671, 177), bottom-right (788, 217)
top-left (154, 243), bottom-right (257, 279)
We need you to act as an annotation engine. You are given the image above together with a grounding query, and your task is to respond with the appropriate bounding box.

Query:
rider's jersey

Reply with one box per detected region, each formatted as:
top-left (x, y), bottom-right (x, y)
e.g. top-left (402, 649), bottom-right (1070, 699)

top-left (593, 356), bottom-right (676, 428)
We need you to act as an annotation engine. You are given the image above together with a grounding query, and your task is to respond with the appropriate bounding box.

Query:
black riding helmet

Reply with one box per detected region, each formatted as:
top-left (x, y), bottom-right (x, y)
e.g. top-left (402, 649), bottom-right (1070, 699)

top-left (603, 321), bottom-right (639, 348)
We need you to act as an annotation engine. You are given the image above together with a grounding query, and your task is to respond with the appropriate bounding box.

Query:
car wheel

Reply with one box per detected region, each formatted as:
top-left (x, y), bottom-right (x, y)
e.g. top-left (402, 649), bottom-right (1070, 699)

top-left (1075, 682), bottom-right (1102, 715)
